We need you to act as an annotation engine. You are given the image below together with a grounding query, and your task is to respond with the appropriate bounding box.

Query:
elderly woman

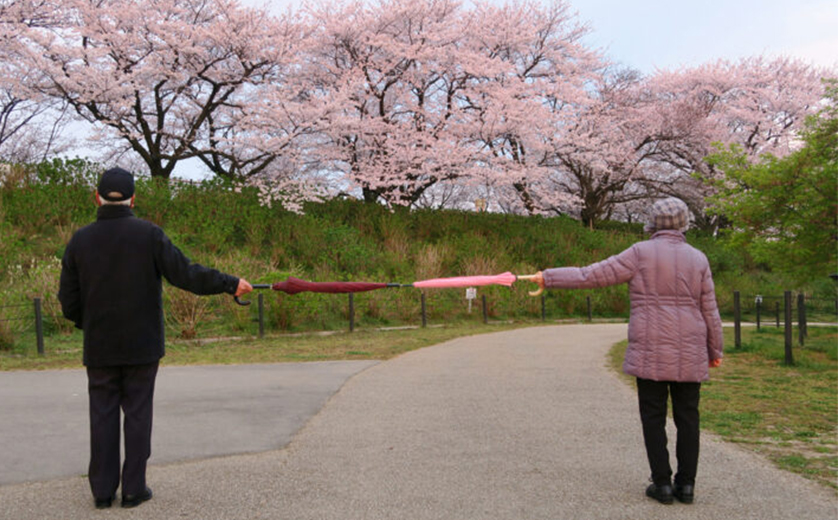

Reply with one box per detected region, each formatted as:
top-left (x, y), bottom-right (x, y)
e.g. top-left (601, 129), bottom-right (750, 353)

top-left (533, 197), bottom-right (724, 505)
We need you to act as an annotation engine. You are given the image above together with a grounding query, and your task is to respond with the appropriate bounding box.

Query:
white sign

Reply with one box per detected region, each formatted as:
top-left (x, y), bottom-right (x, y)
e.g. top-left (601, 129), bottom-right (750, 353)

top-left (755, 295), bottom-right (763, 304)
top-left (466, 287), bottom-right (477, 313)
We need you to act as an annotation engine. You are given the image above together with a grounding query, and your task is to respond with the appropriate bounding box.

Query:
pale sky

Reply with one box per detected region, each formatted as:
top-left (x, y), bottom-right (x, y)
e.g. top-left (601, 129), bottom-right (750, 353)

top-left (568, 0), bottom-right (838, 72)
top-left (250, 0), bottom-right (838, 73)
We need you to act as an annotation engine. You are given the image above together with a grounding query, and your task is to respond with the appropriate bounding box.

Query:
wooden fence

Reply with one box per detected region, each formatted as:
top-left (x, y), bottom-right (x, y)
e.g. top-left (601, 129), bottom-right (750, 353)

top-left (5, 290), bottom-right (836, 359)
top-left (731, 290), bottom-right (838, 365)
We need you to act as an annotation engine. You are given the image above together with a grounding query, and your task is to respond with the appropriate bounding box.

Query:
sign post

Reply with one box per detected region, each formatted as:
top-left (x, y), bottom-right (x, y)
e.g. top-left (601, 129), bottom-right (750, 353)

top-left (466, 287), bottom-right (477, 313)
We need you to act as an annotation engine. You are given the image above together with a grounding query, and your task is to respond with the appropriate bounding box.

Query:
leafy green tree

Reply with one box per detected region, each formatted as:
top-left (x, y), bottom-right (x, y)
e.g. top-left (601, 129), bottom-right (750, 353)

top-left (706, 79), bottom-right (837, 284)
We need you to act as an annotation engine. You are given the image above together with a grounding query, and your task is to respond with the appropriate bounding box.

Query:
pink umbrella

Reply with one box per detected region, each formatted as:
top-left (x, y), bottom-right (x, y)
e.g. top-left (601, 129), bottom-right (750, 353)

top-left (411, 272), bottom-right (517, 289)
top-left (411, 272), bottom-right (543, 296)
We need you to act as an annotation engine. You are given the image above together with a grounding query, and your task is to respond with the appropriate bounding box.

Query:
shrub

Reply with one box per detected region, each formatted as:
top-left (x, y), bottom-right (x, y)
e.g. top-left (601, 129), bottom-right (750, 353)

top-left (164, 286), bottom-right (212, 339)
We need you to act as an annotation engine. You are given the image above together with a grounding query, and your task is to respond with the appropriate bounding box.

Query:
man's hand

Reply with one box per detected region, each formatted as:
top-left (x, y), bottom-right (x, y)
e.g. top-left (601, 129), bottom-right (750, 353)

top-left (235, 278), bottom-right (253, 297)
top-left (709, 358), bottom-right (722, 368)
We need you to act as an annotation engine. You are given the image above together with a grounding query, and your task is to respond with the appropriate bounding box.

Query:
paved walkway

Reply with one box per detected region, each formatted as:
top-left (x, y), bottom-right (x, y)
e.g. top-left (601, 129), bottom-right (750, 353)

top-left (0, 361), bottom-right (379, 485)
top-left (0, 324), bottom-right (835, 519)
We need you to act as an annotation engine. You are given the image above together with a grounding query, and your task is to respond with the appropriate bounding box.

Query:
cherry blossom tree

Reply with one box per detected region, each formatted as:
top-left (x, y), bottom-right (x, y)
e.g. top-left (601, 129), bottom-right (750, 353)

top-left (457, 0), bottom-right (601, 215)
top-left (4, 0), bottom-right (306, 181)
top-left (298, 0), bottom-right (600, 209)
top-left (300, 0), bottom-right (479, 205)
top-left (534, 68), bottom-right (655, 226)
top-left (540, 57), bottom-right (829, 229)
top-left (0, 1), bottom-right (74, 163)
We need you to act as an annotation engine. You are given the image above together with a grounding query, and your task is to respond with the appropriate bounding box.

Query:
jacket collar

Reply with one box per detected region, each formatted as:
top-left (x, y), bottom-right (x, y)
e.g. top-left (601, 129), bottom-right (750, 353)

top-left (650, 229), bottom-right (686, 242)
top-left (96, 205), bottom-right (135, 220)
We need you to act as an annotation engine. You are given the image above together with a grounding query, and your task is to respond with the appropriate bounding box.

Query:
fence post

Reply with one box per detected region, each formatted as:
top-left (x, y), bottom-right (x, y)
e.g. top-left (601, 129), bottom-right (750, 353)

top-left (33, 298), bottom-right (44, 356)
top-left (482, 295), bottom-right (488, 324)
top-left (755, 298), bottom-right (761, 332)
top-left (421, 293), bottom-right (427, 328)
top-left (541, 295), bottom-right (546, 322)
top-left (257, 293), bottom-right (265, 339)
top-left (784, 291), bottom-right (794, 365)
top-left (586, 296), bottom-right (592, 322)
top-left (348, 293), bottom-right (355, 332)
top-left (733, 291), bottom-right (741, 349)
top-left (797, 293), bottom-right (806, 345)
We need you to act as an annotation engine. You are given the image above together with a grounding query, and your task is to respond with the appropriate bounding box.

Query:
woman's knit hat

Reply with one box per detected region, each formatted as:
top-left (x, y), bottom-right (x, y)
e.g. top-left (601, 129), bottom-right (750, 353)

top-left (644, 197), bottom-right (690, 233)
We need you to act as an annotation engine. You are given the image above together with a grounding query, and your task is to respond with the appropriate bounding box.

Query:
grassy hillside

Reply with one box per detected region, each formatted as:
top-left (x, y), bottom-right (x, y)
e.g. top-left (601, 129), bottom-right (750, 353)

top-left (0, 159), bottom-right (830, 353)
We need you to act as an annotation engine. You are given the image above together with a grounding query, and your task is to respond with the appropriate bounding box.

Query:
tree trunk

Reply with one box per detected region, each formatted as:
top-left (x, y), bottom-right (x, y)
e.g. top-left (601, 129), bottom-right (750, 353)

top-left (362, 187), bottom-right (379, 203)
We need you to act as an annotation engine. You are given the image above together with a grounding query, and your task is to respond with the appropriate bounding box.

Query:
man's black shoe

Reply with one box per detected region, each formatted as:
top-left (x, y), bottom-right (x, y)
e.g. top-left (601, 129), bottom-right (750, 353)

top-left (674, 483), bottom-right (695, 504)
top-left (94, 495), bottom-right (115, 509)
top-left (121, 487), bottom-right (153, 508)
top-left (646, 483), bottom-right (674, 504)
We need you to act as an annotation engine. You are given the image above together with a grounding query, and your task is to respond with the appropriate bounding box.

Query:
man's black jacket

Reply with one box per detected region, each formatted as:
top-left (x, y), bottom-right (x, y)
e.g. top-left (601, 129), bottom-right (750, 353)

top-left (59, 205), bottom-right (239, 367)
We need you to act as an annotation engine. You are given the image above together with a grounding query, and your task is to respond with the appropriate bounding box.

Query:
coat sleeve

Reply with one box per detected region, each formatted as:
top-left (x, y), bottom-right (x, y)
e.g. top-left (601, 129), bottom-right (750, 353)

top-left (153, 228), bottom-right (239, 295)
top-left (58, 243), bottom-right (83, 329)
top-left (543, 246), bottom-right (638, 289)
top-left (700, 265), bottom-right (724, 361)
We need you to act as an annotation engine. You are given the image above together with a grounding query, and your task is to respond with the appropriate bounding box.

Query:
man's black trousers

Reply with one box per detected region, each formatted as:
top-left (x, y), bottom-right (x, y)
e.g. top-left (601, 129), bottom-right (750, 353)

top-left (87, 362), bottom-right (159, 500)
top-left (636, 378), bottom-right (701, 487)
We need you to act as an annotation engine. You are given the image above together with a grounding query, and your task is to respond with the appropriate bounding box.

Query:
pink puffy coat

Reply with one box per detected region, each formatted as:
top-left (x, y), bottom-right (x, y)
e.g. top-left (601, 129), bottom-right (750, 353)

top-left (543, 230), bottom-right (724, 382)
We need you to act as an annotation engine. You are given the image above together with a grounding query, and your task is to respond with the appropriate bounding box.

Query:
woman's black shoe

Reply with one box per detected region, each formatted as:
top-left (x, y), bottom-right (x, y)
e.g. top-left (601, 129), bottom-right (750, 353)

top-left (674, 483), bottom-right (695, 504)
top-left (646, 483), bottom-right (674, 504)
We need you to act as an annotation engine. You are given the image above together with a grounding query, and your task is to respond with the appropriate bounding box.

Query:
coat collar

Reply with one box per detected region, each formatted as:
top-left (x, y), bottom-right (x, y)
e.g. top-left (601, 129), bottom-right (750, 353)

top-left (650, 229), bottom-right (686, 242)
top-left (96, 205), bottom-right (135, 220)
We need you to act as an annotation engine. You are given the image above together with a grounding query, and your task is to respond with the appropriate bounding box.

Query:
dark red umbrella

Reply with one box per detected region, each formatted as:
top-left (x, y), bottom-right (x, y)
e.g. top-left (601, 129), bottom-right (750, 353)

top-left (273, 277), bottom-right (397, 295)
top-left (235, 279), bottom-right (400, 305)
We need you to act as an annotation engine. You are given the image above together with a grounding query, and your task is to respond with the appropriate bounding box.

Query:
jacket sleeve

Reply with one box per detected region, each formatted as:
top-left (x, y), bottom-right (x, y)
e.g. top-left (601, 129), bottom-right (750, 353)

top-left (700, 265), bottom-right (724, 361)
top-left (58, 243), bottom-right (83, 329)
top-left (154, 228), bottom-right (239, 295)
top-left (543, 246), bottom-right (638, 289)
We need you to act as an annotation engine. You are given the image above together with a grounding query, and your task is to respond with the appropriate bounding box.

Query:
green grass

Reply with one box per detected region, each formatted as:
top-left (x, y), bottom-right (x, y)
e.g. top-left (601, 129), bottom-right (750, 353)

top-left (609, 325), bottom-right (838, 492)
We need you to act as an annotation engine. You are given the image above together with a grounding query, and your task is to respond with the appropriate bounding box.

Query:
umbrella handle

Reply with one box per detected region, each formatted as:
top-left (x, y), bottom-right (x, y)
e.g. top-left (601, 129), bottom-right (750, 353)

top-left (516, 274), bottom-right (544, 297)
top-left (233, 284), bottom-right (273, 306)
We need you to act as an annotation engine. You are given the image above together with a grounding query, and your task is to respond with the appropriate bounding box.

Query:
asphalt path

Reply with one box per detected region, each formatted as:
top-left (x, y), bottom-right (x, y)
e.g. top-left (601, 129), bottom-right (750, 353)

top-left (0, 324), bottom-right (835, 520)
top-left (0, 361), bottom-right (378, 485)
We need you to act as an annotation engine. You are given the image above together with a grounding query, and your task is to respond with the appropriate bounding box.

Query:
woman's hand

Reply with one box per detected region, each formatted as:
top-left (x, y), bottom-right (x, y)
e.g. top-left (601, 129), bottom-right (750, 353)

top-left (533, 271), bottom-right (545, 290)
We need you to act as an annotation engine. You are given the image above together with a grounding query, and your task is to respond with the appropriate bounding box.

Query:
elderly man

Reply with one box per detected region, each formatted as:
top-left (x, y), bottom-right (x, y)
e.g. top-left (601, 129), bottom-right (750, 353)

top-left (59, 167), bottom-right (253, 509)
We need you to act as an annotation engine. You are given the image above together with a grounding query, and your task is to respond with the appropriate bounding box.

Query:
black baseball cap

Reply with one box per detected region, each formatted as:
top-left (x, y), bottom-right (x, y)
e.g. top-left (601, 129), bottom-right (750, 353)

top-left (97, 167), bottom-right (135, 201)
